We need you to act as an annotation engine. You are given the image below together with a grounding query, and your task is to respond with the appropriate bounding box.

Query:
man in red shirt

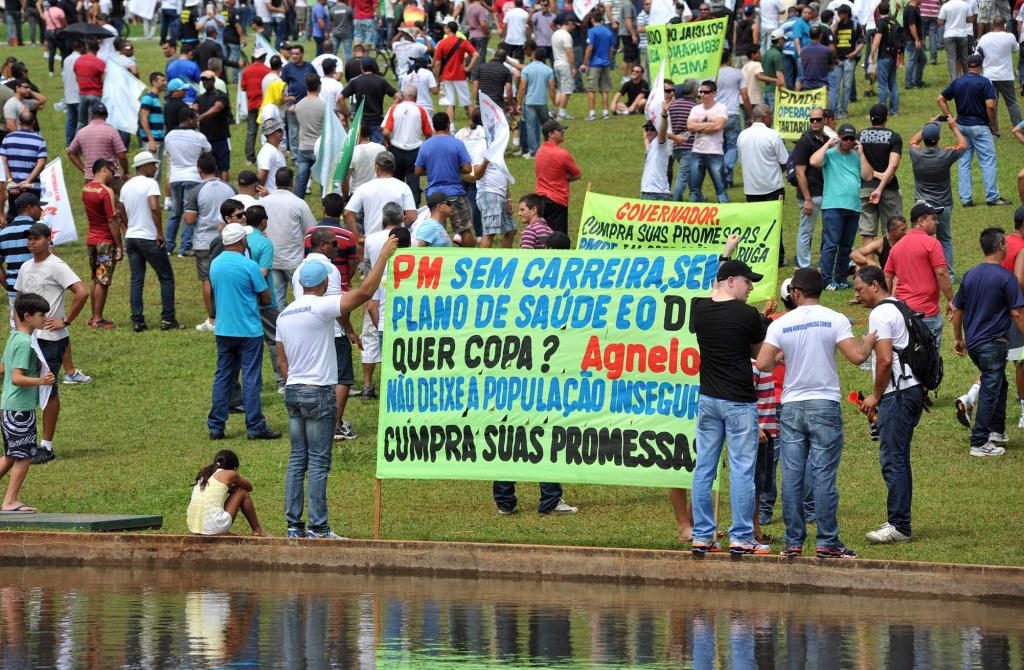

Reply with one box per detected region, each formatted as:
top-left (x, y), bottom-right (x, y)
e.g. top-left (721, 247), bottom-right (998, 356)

top-left (81, 159), bottom-right (122, 329)
top-left (534, 118), bottom-right (581, 235)
top-left (433, 21), bottom-right (480, 122)
top-left (352, 0), bottom-right (377, 47)
top-left (73, 40), bottom-right (105, 131)
top-left (883, 202), bottom-right (954, 348)
top-left (240, 47), bottom-right (272, 164)
top-left (304, 193), bottom-right (359, 291)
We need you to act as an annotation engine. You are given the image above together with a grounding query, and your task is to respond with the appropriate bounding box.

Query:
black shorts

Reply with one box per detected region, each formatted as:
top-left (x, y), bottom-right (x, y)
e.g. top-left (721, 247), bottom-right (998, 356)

top-left (334, 336), bottom-right (355, 386)
top-left (210, 139), bottom-right (231, 172)
top-left (754, 434), bottom-right (776, 497)
top-left (36, 337), bottom-right (67, 399)
top-left (620, 35), bottom-right (639, 63)
top-left (2, 410), bottom-right (37, 460)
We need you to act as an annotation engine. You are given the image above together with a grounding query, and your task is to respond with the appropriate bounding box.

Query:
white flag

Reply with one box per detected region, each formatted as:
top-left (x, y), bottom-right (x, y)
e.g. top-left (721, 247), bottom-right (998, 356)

top-left (256, 33), bottom-right (278, 65)
top-left (478, 93), bottom-right (515, 185)
top-left (648, 0), bottom-right (676, 26)
top-left (102, 60), bottom-right (146, 135)
top-left (39, 158), bottom-right (78, 246)
top-left (234, 77), bottom-right (247, 125)
top-left (644, 59), bottom-right (667, 125)
top-left (574, 0), bottom-right (600, 21)
top-left (314, 104), bottom-right (347, 191)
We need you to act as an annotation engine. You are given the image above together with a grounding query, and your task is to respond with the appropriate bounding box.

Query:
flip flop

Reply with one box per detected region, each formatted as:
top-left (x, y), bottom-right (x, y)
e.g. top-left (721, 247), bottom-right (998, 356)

top-left (0, 504), bottom-right (37, 514)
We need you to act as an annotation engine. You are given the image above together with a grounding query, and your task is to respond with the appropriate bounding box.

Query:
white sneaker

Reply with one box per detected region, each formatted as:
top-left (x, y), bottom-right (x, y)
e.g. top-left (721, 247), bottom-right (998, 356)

top-left (585, 111), bottom-right (596, 121)
top-left (601, 109), bottom-right (610, 119)
top-left (543, 499), bottom-right (578, 515)
top-left (989, 432), bottom-right (1009, 444)
top-left (971, 442), bottom-right (1006, 457)
top-left (1018, 415), bottom-right (1024, 429)
top-left (865, 522), bottom-right (911, 544)
top-left (195, 319), bottom-right (215, 332)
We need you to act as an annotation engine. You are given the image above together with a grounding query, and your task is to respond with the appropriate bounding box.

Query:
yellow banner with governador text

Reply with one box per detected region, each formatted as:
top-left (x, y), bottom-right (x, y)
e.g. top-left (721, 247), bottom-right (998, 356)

top-left (576, 191), bottom-right (782, 303)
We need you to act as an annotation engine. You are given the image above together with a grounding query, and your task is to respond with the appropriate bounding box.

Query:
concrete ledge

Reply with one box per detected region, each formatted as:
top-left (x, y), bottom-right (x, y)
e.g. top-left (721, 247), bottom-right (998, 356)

top-left (0, 531), bottom-right (1021, 603)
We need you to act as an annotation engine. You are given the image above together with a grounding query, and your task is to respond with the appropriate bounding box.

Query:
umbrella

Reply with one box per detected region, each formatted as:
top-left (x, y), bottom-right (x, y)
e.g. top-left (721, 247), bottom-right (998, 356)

top-left (60, 22), bottom-right (115, 39)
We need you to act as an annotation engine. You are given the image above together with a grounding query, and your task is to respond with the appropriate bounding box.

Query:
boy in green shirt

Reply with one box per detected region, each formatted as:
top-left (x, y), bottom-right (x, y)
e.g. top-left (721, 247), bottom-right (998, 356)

top-left (0, 293), bottom-right (55, 513)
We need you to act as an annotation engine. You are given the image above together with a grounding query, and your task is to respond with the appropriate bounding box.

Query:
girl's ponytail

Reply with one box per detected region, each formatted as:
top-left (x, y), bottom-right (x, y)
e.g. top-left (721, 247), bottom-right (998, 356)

top-left (193, 449), bottom-right (241, 490)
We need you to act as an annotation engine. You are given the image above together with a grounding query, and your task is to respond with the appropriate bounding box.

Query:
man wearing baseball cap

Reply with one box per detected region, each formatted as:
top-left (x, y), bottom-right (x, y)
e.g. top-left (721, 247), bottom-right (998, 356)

top-left (67, 103), bottom-right (129, 182)
top-left (689, 235), bottom-right (769, 555)
top-left (908, 117), bottom-right (968, 274)
top-left (207, 223), bottom-right (280, 442)
top-left (938, 52), bottom-right (1012, 207)
top-left (757, 267), bottom-right (876, 558)
top-left (759, 29), bottom-right (786, 115)
top-left (256, 118), bottom-right (287, 194)
top-left (551, 13), bottom-right (577, 120)
top-left (534, 118), bottom-right (581, 235)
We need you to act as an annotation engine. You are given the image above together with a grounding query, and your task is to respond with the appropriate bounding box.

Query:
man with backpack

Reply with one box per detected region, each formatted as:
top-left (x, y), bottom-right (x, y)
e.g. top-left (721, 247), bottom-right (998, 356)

top-left (884, 202), bottom-right (954, 348)
top-left (853, 265), bottom-right (939, 544)
top-left (871, 2), bottom-right (903, 116)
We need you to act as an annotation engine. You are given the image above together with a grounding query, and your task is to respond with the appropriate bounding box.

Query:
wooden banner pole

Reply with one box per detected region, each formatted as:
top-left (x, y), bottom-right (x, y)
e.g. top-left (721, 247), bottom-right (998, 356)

top-left (373, 479), bottom-right (382, 540)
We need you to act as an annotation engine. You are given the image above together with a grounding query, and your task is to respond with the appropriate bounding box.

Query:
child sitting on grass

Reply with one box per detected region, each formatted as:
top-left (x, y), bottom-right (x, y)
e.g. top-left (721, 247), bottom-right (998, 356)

top-left (187, 449), bottom-right (267, 536)
top-left (0, 293), bottom-right (55, 514)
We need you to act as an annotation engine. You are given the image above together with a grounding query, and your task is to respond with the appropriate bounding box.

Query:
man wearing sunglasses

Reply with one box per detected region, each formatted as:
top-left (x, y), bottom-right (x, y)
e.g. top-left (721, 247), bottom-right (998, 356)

top-left (686, 80), bottom-right (729, 203)
top-left (791, 107), bottom-right (829, 269)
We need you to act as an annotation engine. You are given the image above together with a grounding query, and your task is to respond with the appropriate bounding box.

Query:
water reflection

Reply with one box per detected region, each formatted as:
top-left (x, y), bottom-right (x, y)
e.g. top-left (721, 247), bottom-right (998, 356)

top-left (0, 566), bottom-right (1021, 668)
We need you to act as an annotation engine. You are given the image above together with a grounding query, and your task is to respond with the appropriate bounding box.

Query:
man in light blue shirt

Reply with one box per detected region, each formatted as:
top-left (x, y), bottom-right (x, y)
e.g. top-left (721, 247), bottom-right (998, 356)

top-left (208, 223), bottom-right (280, 441)
top-left (415, 193), bottom-right (455, 247)
top-left (518, 41), bottom-right (556, 157)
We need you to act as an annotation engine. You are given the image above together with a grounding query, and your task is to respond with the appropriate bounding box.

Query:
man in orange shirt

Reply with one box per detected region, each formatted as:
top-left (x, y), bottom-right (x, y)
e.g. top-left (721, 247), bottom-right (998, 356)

top-left (433, 21), bottom-right (480, 122)
top-left (533, 119), bottom-right (581, 235)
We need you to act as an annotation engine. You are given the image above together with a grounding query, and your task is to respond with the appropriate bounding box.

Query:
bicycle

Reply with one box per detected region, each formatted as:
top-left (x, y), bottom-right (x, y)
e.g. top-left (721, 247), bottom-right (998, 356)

top-left (373, 43), bottom-right (399, 81)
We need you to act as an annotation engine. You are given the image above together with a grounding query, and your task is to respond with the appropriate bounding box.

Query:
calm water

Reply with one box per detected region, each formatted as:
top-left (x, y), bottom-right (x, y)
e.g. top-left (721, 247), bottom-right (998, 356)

top-left (0, 565), bottom-right (1021, 669)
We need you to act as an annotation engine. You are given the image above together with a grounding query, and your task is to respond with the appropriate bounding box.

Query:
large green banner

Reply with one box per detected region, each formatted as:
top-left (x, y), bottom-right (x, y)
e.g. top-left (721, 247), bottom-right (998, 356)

top-left (646, 17), bottom-right (728, 83)
top-left (577, 192), bottom-right (782, 303)
top-left (376, 249), bottom-right (718, 489)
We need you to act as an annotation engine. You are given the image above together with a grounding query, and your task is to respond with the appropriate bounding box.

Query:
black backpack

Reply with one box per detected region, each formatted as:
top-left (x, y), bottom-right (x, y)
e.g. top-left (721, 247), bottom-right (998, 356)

top-left (785, 144), bottom-right (800, 187)
top-left (881, 17), bottom-right (905, 59)
top-left (883, 298), bottom-right (943, 391)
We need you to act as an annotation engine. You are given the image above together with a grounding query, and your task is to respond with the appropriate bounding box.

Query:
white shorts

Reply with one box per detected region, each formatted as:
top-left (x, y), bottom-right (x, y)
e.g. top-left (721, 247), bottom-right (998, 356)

top-left (1008, 347), bottom-right (1024, 362)
top-left (441, 80), bottom-right (471, 107)
top-left (198, 509), bottom-right (233, 535)
top-left (361, 311), bottom-right (382, 364)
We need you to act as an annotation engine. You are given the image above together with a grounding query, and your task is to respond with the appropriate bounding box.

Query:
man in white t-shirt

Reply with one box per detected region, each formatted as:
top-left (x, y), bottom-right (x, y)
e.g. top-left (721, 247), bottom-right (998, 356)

top-left (640, 111), bottom-right (672, 199)
top-left (348, 127), bottom-right (388, 193)
top-left (162, 107), bottom-right (212, 256)
top-left (14, 220), bottom-right (88, 465)
top-left (119, 151), bottom-right (180, 334)
top-left (551, 14), bottom-right (577, 120)
top-left (344, 152), bottom-right (417, 240)
top-left (687, 79), bottom-right (729, 203)
top-left (938, 0), bottom-right (973, 80)
top-left (502, 0), bottom-right (530, 60)
top-left (715, 49), bottom-right (751, 187)
top-left (737, 104), bottom-right (788, 203)
top-left (853, 265), bottom-right (924, 546)
top-left (760, 0), bottom-right (787, 52)
top-left (976, 17), bottom-right (1021, 135)
top-left (276, 234), bottom-right (398, 540)
top-left (256, 118), bottom-right (288, 194)
top-left (319, 57), bottom-right (345, 114)
top-left (756, 267), bottom-right (875, 559)
top-left (261, 166), bottom-right (319, 307)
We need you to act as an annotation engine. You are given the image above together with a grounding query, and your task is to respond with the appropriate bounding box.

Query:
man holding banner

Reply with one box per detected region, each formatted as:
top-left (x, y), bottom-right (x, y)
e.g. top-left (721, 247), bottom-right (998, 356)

top-left (691, 241), bottom-right (769, 556)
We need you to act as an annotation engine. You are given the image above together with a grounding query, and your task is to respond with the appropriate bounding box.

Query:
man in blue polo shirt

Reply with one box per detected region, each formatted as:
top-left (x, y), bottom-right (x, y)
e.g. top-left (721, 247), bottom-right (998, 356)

top-left (415, 112), bottom-right (475, 247)
top-left (937, 53), bottom-right (1013, 208)
top-left (207, 223), bottom-right (281, 441)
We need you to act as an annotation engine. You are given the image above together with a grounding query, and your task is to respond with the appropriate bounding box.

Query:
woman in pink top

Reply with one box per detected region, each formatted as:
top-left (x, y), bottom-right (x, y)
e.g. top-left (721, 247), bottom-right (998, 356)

top-left (40, 2), bottom-right (68, 76)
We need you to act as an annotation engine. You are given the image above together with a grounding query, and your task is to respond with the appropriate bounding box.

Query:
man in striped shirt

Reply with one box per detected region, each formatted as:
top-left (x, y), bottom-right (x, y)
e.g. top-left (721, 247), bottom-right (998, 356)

top-left (0, 111), bottom-right (47, 216)
top-left (0, 194), bottom-right (38, 328)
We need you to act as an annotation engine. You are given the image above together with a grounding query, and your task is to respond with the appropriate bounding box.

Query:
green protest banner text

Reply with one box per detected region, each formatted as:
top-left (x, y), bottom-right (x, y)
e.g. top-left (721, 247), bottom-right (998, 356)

top-left (577, 191), bottom-right (782, 303)
top-left (376, 249), bottom-right (719, 489)
top-left (646, 17), bottom-right (728, 83)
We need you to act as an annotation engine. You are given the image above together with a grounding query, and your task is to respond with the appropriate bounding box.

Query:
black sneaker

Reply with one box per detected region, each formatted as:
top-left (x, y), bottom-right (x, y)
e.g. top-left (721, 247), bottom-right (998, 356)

top-left (209, 431), bottom-right (225, 440)
top-left (816, 545), bottom-right (857, 559)
top-left (133, 322), bottom-right (148, 333)
top-left (955, 398), bottom-right (972, 428)
top-left (32, 447), bottom-right (55, 465)
top-left (248, 429), bottom-right (282, 440)
top-left (160, 320), bottom-right (185, 330)
top-left (362, 386), bottom-right (378, 400)
top-left (229, 404), bottom-right (245, 414)
top-left (962, 199), bottom-right (976, 207)
top-left (987, 198), bottom-right (1012, 206)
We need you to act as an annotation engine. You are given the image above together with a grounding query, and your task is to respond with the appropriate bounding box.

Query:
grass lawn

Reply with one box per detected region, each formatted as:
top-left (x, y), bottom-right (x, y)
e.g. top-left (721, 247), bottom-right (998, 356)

top-left (4, 34), bottom-right (1024, 567)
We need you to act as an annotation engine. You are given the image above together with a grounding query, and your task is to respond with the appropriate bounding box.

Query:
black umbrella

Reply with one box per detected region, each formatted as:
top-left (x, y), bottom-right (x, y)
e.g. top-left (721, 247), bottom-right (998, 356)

top-left (60, 22), bottom-right (115, 39)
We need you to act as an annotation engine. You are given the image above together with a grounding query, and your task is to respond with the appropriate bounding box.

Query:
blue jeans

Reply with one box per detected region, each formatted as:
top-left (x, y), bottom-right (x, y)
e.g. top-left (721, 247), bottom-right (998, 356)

top-left (271, 268), bottom-right (294, 311)
top-left (968, 339), bottom-right (1009, 448)
top-left (922, 17), bottom-right (939, 63)
top-left (819, 208), bottom-right (858, 285)
top-left (671, 148), bottom-right (691, 201)
top-left (782, 54), bottom-right (798, 90)
top-left (64, 103), bottom-right (79, 147)
top-left (876, 56), bottom-right (898, 114)
top-left (830, 58), bottom-right (856, 116)
top-left (689, 153), bottom-right (729, 203)
top-left (208, 335), bottom-right (269, 436)
top-left (957, 123), bottom-right (1001, 205)
top-left (286, 109), bottom-right (300, 154)
top-left (922, 313), bottom-right (944, 352)
top-left (166, 181), bottom-right (198, 254)
top-left (692, 395), bottom-right (758, 544)
top-left (160, 8), bottom-right (179, 44)
top-left (779, 399), bottom-right (844, 549)
top-left (294, 149), bottom-right (316, 200)
top-left (796, 195), bottom-right (822, 269)
top-left (522, 104), bottom-right (548, 156)
top-left (904, 40), bottom-right (924, 87)
top-left (226, 43), bottom-right (242, 83)
top-left (492, 481), bottom-right (563, 513)
top-left (335, 37), bottom-right (354, 60)
top-left (270, 15), bottom-right (287, 49)
top-left (125, 238), bottom-right (177, 325)
top-left (877, 385), bottom-right (924, 536)
top-left (368, 124), bottom-right (385, 145)
top-left (759, 432), bottom-right (815, 523)
top-left (284, 384), bottom-right (337, 533)
top-left (722, 114), bottom-right (741, 186)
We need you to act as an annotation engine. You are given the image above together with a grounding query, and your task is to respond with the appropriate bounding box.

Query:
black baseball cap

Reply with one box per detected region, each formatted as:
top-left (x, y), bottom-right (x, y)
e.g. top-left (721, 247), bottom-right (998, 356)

top-left (426, 192), bottom-right (452, 207)
top-left (25, 222), bottom-right (51, 238)
top-left (14, 192), bottom-right (40, 211)
top-left (717, 259), bottom-right (763, 283)
top-left (837, 123), bottom-right (857, 139)
top-left (910, 202), bottom-right (943, 221)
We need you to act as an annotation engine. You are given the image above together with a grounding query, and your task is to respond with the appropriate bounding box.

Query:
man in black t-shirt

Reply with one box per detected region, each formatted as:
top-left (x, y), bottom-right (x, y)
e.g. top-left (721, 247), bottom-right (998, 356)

top-left (611, 65), bottom-right (649, 115)
top-left (221, 0), bottom-right (245, 83)
top-left (689, 239), bottom-right (769, 556)
top-left (340, 59), bottom-right (399, 144)
top-left (197, 71), bottom-right (233, 181)
top-left (829, 5), bottom-right (862, 118)
top-left (858, 103), bottom-right (903, 246)
top-left (903, 0), bottom-right (924, 89)
top-left (477, 49), bottom-right (515, 110)
top-left (792, 106), bottom-right (828, 269)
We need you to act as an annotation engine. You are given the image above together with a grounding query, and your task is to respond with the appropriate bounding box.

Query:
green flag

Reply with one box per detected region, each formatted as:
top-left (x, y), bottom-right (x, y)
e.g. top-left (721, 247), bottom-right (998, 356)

top-left (332, 99), bottom-right (364, 192)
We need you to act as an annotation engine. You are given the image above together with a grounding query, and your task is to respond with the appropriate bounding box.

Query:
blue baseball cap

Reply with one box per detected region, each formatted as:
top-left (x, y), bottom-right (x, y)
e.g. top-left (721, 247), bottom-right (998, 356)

top-left (298, 261), bottom-right (330, 288)
top-left (167, 78), bottom-right (188, 92)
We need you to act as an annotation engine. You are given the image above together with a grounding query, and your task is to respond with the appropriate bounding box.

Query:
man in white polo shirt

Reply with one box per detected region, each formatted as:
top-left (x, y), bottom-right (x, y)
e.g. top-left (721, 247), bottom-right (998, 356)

top-left (737, 103), bottom-right (789, 265)
top-left (276, 233), bottom-right (398, 540)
